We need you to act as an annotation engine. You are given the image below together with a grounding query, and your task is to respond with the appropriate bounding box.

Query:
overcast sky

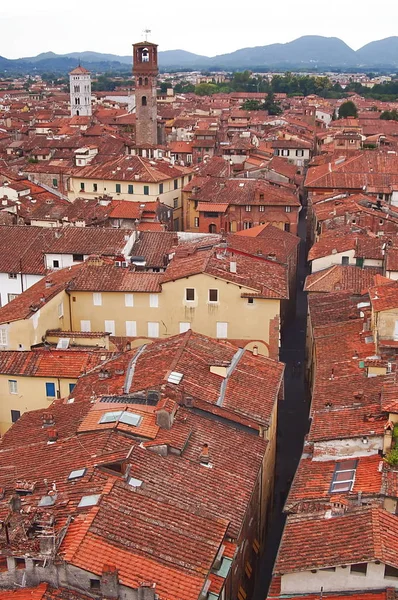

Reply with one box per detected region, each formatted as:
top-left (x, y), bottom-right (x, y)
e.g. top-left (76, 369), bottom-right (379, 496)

top-left (1, 0), bottom-right (398, 59)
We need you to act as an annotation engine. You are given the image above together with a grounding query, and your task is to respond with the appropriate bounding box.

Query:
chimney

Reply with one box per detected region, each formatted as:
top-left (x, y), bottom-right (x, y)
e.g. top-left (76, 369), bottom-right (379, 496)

top-left (138, 583), bottom-right (156, 600)
top-left (230, 260), bottom-right (237, 273)
top-left (47, 428), bottom-right (58, 442)
top-left (253, 345), bottom-right (259, 356)
top-left (200, 443), bottom-right (210, 464)
top-left (101, 565), bottom-right (119, 599)
top-left (45, 279), bottom-right (53, 289)
top-left (42, 412), bottom-right (55, 427)
top-left (9, 495), bottom-right (21, 513)
top-left (155, 399), bottom-right (177, 430)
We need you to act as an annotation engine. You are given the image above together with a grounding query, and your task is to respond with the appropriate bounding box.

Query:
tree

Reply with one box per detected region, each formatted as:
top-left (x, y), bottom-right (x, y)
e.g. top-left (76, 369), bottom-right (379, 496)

top-left (241, 99), bottom-right (262, 111)
top-left (338, 100), bottom-right (358, 119)
top-left (194, 83), bottom-right (218, 96)
top-left (262, 91), bottom-right (282, 115)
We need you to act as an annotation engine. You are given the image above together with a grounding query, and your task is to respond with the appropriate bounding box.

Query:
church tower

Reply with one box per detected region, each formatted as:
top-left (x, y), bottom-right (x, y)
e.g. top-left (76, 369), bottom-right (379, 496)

top-left (69, 65), bottom-right (92, 117)
top-left (133, 40), bottom-right (158, 145)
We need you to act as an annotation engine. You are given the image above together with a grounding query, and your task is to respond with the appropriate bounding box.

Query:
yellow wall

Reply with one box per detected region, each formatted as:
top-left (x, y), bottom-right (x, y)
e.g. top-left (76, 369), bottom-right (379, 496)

top-left (69, 274), bottom-right (280, 353)
top-left (2, 291), bottom-right (70, 351)
top-left (0, 374), bottom-right (77, 434)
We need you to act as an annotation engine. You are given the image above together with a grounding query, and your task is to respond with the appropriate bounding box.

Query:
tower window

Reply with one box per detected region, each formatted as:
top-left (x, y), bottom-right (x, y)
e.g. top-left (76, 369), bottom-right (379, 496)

top-left (141, 48), bottom-right (149, 62)
top-left (139, 77), bottom-right (143, 86)
top-left (74, 85), bottom-right (80, 93)
top-left (142, 96), bottom-right (147, 107)
top-left (144, 77), bottom-right (148, 86)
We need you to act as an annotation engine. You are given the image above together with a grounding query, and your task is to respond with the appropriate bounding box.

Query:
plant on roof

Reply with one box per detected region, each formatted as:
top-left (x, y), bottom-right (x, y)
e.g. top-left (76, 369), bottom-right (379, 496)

top-left (384, 447), bottom-right (398, 467)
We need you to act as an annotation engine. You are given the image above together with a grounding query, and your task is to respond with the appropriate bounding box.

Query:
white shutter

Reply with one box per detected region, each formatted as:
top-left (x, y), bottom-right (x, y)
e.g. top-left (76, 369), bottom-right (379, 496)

top-left (80, 320), bottom-right (91, 332)
top-left (0, 328), bottom-right (7, 346)
top-left (216, 322), bottom-right (228, 339)
top-left (125, 293), bottom-right (134, 307)
top-left (149, 294), bottom-right (159, 308)
top-left (93, 292), bottom-right (102, 306)
top-left (179, 322), bottom-right (191, 333)
top-left (148, 322), bottom-right (159, 337)
top-left (105, 320), bottom-right (115, 335)
top-left (125, 321), bottom-right (137, 336)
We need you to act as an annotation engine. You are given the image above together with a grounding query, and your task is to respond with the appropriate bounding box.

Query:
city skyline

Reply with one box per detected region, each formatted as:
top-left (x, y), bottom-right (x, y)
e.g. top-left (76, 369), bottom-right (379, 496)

top-left (1, 0), bottom-right (398, 59)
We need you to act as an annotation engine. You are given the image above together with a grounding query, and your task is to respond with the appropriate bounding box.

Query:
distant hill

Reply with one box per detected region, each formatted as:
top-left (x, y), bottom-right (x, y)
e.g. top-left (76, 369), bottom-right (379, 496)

top-left (2, 36), bottom-right (398, 74)
top-left (210, 36), bottom-right (358, 68)
top-left (356, 37), bottom-right (398, 66)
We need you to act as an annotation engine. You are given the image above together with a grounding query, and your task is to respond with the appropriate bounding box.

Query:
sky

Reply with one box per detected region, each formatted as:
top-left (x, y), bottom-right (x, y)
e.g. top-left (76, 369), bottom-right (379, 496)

top-left (1, 0), bottom-right (398, 59)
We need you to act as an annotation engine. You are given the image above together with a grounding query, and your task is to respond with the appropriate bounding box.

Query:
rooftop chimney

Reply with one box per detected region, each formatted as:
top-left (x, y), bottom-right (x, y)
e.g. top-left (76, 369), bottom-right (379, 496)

top-left (200, 443), bottom-right (210, 465)
top-left (42, 412), bottom-right (55, 427)
top-left (47, 428), bottom-right (58, 443)
top-left (253, 345), bottom-right (259, 356)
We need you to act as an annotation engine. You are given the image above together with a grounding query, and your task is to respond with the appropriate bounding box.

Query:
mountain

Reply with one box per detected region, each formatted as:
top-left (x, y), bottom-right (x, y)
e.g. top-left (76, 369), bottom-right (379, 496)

top-left (356, 37), bottom-right (398, 66)
top-left (210, 36), bottom-right (358, 68)
top-left (3, 36), bottom-right (398, 74)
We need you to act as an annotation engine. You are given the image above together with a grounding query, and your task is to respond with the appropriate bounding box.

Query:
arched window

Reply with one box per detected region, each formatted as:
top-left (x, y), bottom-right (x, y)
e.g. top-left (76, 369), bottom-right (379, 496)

top-left (76, 110), bottom-right (80, 116)
top-left (141, 48), bottom-right (149, 62)
top-left (142, 96), bottom-right (147, 107)
top-left (139, 77), bottom-right (143, 86)
top-left (144, 77), bottom-right (148, 86)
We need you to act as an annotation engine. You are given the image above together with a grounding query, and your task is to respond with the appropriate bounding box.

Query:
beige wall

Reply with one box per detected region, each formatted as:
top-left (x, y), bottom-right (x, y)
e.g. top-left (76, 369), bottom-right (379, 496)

top-left (0, 374), bottom-right (76, 433)
top-left (68, 274), bottom-right (280, 353)
top-left (375, 307), bottom-right (398, 341)
top-left (68, 173), bottom-right (193, 213)
top-left (1, 291), bottom-right (70, 351)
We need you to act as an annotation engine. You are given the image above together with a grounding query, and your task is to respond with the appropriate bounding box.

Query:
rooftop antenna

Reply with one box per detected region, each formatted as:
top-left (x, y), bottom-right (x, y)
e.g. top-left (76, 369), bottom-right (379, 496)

top-left (143, 28), bottom-right (151, 41)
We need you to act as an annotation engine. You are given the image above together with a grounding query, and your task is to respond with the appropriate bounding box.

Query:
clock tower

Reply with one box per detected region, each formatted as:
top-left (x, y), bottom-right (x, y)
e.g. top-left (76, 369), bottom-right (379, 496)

top-left (133, 40), bottom-right (158, 145)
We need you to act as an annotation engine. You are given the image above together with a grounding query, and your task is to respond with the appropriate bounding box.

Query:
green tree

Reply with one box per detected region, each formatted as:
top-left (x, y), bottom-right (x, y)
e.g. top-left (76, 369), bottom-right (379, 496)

top-left (338, 100), bottom-right (358, 119)
top-left (241, 99), bottom-right (262, 111)
top-left (194, 83), bottom-right (218, 96)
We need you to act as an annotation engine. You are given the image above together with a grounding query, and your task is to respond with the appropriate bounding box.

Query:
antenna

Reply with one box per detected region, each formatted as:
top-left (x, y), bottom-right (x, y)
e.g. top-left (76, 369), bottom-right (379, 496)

top-left (143, 28), bottom-right (151, 41)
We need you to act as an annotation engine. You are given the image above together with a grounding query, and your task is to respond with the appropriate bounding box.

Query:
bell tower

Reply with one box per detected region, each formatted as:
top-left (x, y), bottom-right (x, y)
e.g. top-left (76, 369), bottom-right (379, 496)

top-left (133, 39), bottom-right (158, 145)
top-left (69, 65), bottom-right (92, 117)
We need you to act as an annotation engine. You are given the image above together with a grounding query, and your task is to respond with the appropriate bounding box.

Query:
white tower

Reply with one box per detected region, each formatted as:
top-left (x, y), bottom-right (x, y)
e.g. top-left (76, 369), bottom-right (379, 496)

top-left (69, 65), bottom-right (92, 117)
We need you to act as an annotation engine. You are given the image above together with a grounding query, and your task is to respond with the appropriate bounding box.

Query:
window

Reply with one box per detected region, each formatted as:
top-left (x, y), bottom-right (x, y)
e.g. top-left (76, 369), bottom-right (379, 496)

top-left (8, 294), bottom-right (19, 302)
top-left (186, 288), bottom-right (195, 301)
top-left (104, 320), bottom-right (115, 336)
top-left (342, 256), bottom-right (349, 266)
top-left (194, 217), bottom-right (199, 228)
top-left (0, 328), bottom-right (7, 346)
top-left (45, 382), bottom-right (56, 398)
top-left (209, 289), bottom-right (218, 303)
top-left (243, 221), bottom-right (252, 230)
top-left (72, 254), bottom-right (84, 262)
top-left (8, 273), bottom-right (17, 279)
top-left (330, 459), bottom-right (357, 493)
top-left (125, 293), bottom-right (134, 307)
top-left (172, 197), bottom-right (179, 210)
top-left (282, 149), bottom-right (289, 156)
top-left (8, 380), bottom-right (18, 395)
top-left (248, 298), bottom-right (254, 304)
top-left (53, 260), bottom-right (60, 269)
top-left (259, 205), bottom-right (265, 212)
top-left (179, 322), bottom-right (191, 333)
top-left (284, 223), bottom-right (290, 232)
top-left (128, 184), bottom-right (134, 194)
top-left (174, 179), bottom-right (178, 190)
top-left (159, 183), bottom-right (164, 194)
top-left (80, 182), bottom-right (85, 191)
top-left (125, 321), bottom-right (137, 336)
top-left (285, 206), bottom-right (292, 213)
top-left (80, 320), bottom-right (91, 332)
top-left (350, 563), bottom-right (367, 575)
top-left (356, 257), bottom-right (364, 268)
top-left (69, 383), bottom-right (75, 394)
top-left (93, 183), bottom-right (97, 192)
top-left (245, 205), bottom-right (252, 212)
top-left (68, 468), bottom-right (86, 480)
top-left (93, 292), bottom-right (102, 306)
top-left (142, 96), bottom-right (147, 106)
top-left (149, 294), bottom-right (159, 308)
top-left (144, 185), bottom-right (149, 195)
top-left (385, 565), bottom-right (398, 579)
top-left (52, 178), bottom-right (58, 188)
top-left (216, 322), bottom-right (228, 338)
top-left (296, 149), bottom-right (304, 157)
top-left (11, 409), bottom-right (20, 423)
top-left (116, 183), bottom-right (121, 194)
top-left (78, 494), bottom-right (100, 508)
top-left (148, 322), bottom-right (159, 337)
top-left (90, 580), bottom-right (101, 591)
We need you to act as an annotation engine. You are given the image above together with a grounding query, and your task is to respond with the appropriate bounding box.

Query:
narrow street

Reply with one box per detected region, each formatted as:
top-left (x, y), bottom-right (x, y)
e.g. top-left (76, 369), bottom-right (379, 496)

top-left (252, 205), bottom-right (311, 600)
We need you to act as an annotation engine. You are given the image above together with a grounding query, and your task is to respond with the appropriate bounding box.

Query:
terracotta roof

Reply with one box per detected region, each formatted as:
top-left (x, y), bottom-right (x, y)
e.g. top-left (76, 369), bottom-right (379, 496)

top-left (275, 506), bottom-right (398, 574)
top-left (370, 280), bottom-right (398, 312)
top-left (305, 265), bottom-right (382, 294)
top-left (67, 263), bottom-right (162, 293)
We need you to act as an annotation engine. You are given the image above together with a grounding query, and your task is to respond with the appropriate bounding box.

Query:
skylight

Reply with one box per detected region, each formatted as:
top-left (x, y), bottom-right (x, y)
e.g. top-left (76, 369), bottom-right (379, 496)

top-left (38, 494), bottom-right (56, 507)
top-left (78, 494), bottom-right (100, 508)
top-left (128, 477), bottom-right (143, 488)
top-left (167, 371), bottom-right (184, 384)
top-left (330, 459), bottom-right (357, 493)
top-left (68, 468), bottom-right (86, 480)
top-left (99, 410), bottom-right (142, 427)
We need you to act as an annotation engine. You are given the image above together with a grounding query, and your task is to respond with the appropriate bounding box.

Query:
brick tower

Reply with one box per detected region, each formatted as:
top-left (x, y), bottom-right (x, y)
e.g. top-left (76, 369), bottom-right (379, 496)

top-left (133, 41), bottom-right (159, 145)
